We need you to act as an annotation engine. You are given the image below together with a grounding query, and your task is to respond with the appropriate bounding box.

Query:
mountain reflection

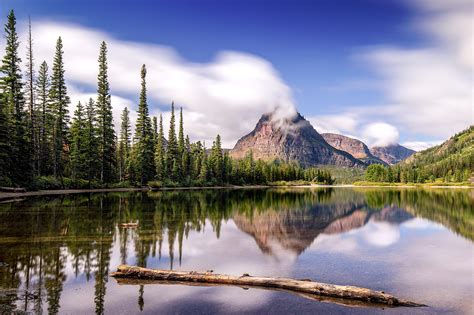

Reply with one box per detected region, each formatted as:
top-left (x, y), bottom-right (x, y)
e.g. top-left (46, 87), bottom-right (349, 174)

top-left (0, 188), bottom-right (472, 314)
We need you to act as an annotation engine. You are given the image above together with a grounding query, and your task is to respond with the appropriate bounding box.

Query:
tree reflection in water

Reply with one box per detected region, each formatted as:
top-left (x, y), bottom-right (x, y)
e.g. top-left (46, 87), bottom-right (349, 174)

top-left (0, 188), bottom-right (471, 314)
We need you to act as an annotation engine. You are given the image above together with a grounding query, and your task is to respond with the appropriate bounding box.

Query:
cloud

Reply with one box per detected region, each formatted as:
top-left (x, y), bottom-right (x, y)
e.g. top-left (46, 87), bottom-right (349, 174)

top-left (361, 221), bottom-right (400, 247)
top-left (362, 122), bottom-right (399, 147)
top-left (309, 114), bottom-right (401, 148)
top-left (312, 0), bottom-right (472, 147)
top-left (13, 21), bottom-right (296, 148)
top-left (308, 114), bottom-right (358, 135)
top-left (360, 0), bottom-right (473, 139)
top-left (401, 140), bottom-right (443, 151)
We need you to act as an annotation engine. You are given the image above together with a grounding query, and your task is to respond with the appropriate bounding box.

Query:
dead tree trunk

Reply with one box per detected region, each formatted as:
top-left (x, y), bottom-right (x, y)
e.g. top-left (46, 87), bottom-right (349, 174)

top-left (111, 265), bottom-right (425, 307)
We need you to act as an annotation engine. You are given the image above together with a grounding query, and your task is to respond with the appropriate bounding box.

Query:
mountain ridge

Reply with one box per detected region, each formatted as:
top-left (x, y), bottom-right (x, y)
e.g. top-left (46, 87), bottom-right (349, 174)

top-left (399, 126), bottom-right (473, 181)
top-left (230, 112), bottom-right (365, 167)
top-left (321, 133), bottom-right (387, 165)
top-left (370, 144), bottom-right (415, 165)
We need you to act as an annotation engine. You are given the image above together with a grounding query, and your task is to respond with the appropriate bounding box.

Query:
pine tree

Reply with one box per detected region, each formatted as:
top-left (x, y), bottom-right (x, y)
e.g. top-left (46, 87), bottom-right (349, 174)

top-left (154, 114), bottom-right (165, 181)
top-left (199, 149), bottom-right (208, 183)
top-left (96, 41), bottom-right (116, 183)
top-left (209, 134), bottom-right (223, 182)
top-left (1, 10), bottom-right (32, 185)
top-left (181, 135), bottom-right (191, 181)
top-left (25, 16), bottom-right (37, 174)
top-left (133, 64), bottom-right (155, 184)
top-left (173, 107), bottom-right (185, 181)
top-left (35, 61), bottom-right (51, 175)
top-left (84, 98), bottom-right (99, 184)
top-left (191, 141), bottom-right (203, 180)
top-left (118, 107), bottom-right (131, 181)
top-left (49, 36), bottom-right (70, 182)
top-left (177, 108), bottom-right (185, 155)
top-left (152, 116), bottom-right (158, 145)
top-left (223, 152), bottom-right (231, 183)
top-left (166, 102), bottom-right (178, 179)
top-left (0, 95), bottom-right (9, 184)
top-left (70, 101), bottom-right (87, 179)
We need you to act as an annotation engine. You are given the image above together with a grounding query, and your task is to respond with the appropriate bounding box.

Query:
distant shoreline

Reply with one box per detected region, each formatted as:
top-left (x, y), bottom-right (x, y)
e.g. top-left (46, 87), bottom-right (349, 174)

top-left (0, 183), bottom-right (472, 201)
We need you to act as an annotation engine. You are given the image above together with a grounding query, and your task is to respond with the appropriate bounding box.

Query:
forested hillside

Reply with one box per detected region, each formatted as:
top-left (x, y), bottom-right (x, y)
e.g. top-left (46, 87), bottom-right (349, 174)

top-left (401, 126), bottom-right (473, 182)
top-left (365, 126), bottom-right (473, 183)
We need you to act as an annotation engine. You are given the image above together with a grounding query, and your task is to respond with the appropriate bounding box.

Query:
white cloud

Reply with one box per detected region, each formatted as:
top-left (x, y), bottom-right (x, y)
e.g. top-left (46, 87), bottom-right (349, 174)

top-left (401, 140), bottom-right (443, 151)
top-left (14, 21), bottom-right (296, 148)
top-left (308, 114), bottom-right (358, 135)
top-left (312, 0), bottom-right (473, 146)
top-left (362, 122), bottom-right (399, 147)
top-left (361, 221), bottom-right (400, 247)
top-left (361, 0), bottom-right (473, 139)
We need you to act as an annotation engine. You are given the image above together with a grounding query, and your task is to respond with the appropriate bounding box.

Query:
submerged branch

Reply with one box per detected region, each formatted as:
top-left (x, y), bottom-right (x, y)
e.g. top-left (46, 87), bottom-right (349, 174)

top-left (110, 265), bottom-right (425, 307)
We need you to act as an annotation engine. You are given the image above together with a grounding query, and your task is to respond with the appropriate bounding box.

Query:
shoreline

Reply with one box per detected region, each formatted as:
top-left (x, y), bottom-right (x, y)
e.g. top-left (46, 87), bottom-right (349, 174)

top-left (0, 184), bottom-right (471, 201)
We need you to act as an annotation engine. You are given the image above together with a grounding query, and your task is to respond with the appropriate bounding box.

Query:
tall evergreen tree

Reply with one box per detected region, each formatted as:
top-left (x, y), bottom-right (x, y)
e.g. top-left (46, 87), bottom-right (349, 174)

top-left (49, 36), bottom-right (70, 181)
top-left (25, 16), bottom-right (37, 174)
top-left (166, 102), bottom-right (178, 179)
top-left (84, 98), bottom-right (99, 184)
top-left (199, 145), bottom-right (209, 183)
top-left (133, 64), bottom-right (155, 184)
top-left (176, 107), bottom-right (185, 179)
top-left (1, 10), bottom-right (31, 185)
top-left (0, 95), bottom-right (9, 184)
top-left (118, 107), bottom-right (131, 181)
top-left (152, 116), bottom-right (158, 145)
top-left (35, 61), bottom-right (51, 175)
top-left (96, 41), bottom-right (116, 182)
top-left (177, 108), bottom-right (185, 153)
top-left (154, 114), bottom-right (165, 181)
top-left (70, 101), bottom-right (86, 179)
top-left (209, 134), bottom-right (223, 182)
top-left (181, 135), bottom-right (191, 181)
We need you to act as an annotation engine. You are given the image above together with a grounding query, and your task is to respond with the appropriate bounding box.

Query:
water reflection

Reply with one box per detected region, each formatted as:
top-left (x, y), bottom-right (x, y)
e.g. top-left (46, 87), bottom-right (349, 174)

top-left (0, 188), bottom-right (472, 314)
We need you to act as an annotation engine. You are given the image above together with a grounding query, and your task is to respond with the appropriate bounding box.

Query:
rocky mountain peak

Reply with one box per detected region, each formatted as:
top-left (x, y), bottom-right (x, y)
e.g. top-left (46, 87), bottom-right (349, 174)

top-left (370, 144), bottom-right (415, 165)
top-left (322, 133), bottom-right (386, 165)
top-left (230, 111), bottom-right (364, 167)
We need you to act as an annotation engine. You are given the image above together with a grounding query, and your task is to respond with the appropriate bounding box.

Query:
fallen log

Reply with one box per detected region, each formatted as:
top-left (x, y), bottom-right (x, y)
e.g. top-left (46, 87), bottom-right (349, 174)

top-left (110, 265), bottom-right (425, 307)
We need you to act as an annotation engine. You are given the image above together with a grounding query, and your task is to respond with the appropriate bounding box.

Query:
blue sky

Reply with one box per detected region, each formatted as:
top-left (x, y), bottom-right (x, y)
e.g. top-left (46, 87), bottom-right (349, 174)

top-left (1, 0), bottom-right (472, 149)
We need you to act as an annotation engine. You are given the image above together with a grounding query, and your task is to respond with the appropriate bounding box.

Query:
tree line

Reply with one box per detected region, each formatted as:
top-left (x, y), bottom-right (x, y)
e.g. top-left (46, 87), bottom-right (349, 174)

top-left (365, 126), bottom-right (472, 184)
top-left (0, 10), bottom-right (332, 189)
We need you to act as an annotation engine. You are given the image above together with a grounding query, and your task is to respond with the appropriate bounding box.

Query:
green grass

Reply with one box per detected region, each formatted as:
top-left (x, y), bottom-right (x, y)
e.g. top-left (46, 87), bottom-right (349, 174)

top-left (353, 181), bottom-right (473, 187)
top-left (267, 180), bottom-right (311, 186)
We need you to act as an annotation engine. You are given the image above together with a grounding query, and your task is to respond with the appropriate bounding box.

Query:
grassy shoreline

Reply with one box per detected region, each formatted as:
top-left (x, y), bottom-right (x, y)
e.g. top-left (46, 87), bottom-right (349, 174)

top-left (1, 182), bottom-right (472, 201)
top-left (352, 181), bottom-right (473, 188)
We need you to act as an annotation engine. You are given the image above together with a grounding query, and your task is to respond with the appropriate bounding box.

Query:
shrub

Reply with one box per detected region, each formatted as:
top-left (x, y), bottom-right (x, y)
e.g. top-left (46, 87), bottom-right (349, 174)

top-left (268, 180), bottom-right (310, 186)
top-left (163, 180), bottom-right (181, 188)
top-left (110, 181), bottom-right (133, 188)
top-left (0, 176), bottom-right (13, 187)
top-left (148, 181), bottom-right (162, 189)
top-left (31, 176), bottom-right (63, 190)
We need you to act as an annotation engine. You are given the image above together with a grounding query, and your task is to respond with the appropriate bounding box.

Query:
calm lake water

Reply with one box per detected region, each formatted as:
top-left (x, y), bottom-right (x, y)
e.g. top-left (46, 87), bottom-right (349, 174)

top-left (0, 188), bottom-right (472, 314)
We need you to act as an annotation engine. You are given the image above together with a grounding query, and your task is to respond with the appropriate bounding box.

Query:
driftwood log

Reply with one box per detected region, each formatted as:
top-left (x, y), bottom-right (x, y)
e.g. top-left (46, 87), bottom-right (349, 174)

top-left (111, 265), bottom-right (425, 307)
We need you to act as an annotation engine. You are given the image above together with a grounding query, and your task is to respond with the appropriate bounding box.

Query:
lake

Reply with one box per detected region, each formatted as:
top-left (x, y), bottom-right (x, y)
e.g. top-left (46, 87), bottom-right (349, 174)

top-left (0, 188), bottom-right (472, 314)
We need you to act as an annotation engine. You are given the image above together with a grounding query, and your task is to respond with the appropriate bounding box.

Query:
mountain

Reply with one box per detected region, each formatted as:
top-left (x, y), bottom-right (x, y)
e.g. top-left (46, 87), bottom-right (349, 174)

top-left (400, 126), bottom-right (473, 181)
top-left (233, 203), bottom-right (412, 258)
top-left (370, 144), bottom-right (415, 165)
top-left (230, 112), bottom-right (365, 167)
top-left (232, 200), bottom-right (365, 256)
top-left (321, 133), bottom-right (386, 165)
